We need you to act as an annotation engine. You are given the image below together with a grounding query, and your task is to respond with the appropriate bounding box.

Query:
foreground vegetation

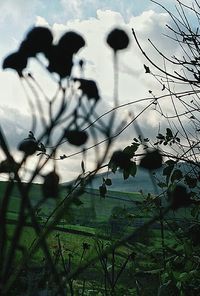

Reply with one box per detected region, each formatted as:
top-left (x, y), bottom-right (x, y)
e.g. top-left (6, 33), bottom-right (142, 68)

top-left (2, 180), bottom-right (200, 295)
top-left (1, 0), bottom-right (200, 294)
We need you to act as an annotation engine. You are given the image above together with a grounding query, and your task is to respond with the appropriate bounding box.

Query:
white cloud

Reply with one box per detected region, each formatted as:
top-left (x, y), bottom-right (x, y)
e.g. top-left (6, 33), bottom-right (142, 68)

top-left (0, 105), bottom-right (31, 150)
top-left (49, 9), bottom-right (172, 102)
top-left (35, 16), bottom-right (50, 27)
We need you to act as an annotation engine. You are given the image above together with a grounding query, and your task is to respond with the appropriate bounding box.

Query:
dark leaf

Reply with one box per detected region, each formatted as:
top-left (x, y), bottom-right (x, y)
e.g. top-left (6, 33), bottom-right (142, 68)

top-left (156, 133), bottom-right (165, 140)
top-left (3, 52), bottom-right (27, 75)
top-left (28, 131), bottom-right (35, 138)
top-left (0, 159), bottom-right (19, 174)
top-left (170, 169), bottom-right (183, 183)
top-left (106, 28), bottom-right (129, 52)
top-left (99, 184), bottom-right (107, 198)
top-left (166, 128), bottom-right (173, 139)
top-left (65, 130), bottom-right (88, 146)
top-left (130, 161), bottom-right (137, 177)
top-left (123, 169), bottom-right (130, 180)
top-left (74, 78), bottom-right (100, 102)
top-left (109, 162), bottom-right (118, 173)
top-left (144, 64), bottom-right (150, 73)
top-left (109, 150), bottom-right (131, 170)
top-left (140, 149), bottom-right (162, 170)
top-left (185, 175), bottom-right (197, 188)
top-left (169, 185), bottom-right (191, 210)
top-left (123, 161), bottom-right (137, 180)
top-left (60, 154), bottom-right (67, 160)
top-left (123, 143), bottom-right (139, 158)
top-left (79, 59), bottom-right (84, 68)
top-left (42, 171), bottom-right (60, 199)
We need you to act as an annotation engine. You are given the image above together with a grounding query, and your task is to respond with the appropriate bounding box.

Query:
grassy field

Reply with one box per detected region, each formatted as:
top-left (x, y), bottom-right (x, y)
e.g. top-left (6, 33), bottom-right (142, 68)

top-left (1, 180), bottom-right (143, 253)
top-left (1, 180), bottom-right (196, 295)
top-left (1, 179), bottom-right (194, 240)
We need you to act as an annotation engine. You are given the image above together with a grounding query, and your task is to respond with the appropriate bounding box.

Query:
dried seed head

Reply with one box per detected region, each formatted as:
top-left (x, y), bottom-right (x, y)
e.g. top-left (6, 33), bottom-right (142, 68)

top-left (107, 28), bottom-right (129, 52)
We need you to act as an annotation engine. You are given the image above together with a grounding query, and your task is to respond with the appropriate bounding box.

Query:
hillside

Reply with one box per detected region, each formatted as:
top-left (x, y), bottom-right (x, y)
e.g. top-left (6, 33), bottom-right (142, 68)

top-left (0, 181), bottom-right (143, 223)
top-left (0, 161), bottom-right (194, 227)
top-left (88, 167), bottom-right (162, 193)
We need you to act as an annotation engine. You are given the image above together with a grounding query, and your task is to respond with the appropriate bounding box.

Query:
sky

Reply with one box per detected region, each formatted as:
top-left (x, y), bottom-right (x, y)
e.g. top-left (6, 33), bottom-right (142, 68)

top-left (0, 0), bottom-right (195, 182)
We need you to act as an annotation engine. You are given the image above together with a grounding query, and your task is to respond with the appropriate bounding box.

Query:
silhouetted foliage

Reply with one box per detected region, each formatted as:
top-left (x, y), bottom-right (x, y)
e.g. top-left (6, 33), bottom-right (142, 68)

top-left (58, 31), bottom-right (85, 54)
top-left (3, 52), bottom-right (27, 76)
top-left (139, 149), bottom-right (162, 170)
top-left (109, 150), bottom-right (132, 170)
top-left (2, 1), bottom-right (200, 295)
top-left (144, 64), bottom-right (150, 73)
top-left (74, 78), bottom-right (100, 102)
top-left (42, 171), bottom-right (60, 199)
top-left (20, 26), bottom-right (53, 57)
top-left (46, 45), bottom-right (74, 78)
top-left (168, 184), bottom-right (191, 210)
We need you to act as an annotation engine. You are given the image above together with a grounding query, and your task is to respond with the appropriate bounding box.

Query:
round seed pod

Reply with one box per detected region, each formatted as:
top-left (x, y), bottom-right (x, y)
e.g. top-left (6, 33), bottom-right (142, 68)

top-left (20, 26), bottom-right (53, 57)
top-left (58, 31), bottom-right (85, 54)
top-left (107, 28), bottom-right (129, 52)
top-left (65, 130), bottom-right (88, 146)
top-left (18, 138), bottom-right (38, 155)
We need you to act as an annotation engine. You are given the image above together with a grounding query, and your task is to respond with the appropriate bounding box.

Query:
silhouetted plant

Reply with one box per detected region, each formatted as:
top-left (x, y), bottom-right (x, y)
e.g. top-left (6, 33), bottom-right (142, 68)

top-left (0, 23), bottom-right (134, 296)
top-left (1, 1), bottom-right (200, 295)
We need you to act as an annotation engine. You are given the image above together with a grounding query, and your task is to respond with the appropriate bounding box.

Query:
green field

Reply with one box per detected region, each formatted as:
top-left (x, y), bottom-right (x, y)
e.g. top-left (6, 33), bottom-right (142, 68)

top-left (1, 180), bottom-right (194, 247)
top-left (1, 180), bottom-right (197, 295)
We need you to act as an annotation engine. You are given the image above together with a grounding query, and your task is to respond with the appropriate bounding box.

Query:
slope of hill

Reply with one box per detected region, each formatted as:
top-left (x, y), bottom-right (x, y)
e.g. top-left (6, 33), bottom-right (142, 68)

top-left (88, 167), bottom-right (162, 193)
top-left (0, 181), bottom-right (143, 223)
top-left (0, 166), bottom-right (162, 222)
